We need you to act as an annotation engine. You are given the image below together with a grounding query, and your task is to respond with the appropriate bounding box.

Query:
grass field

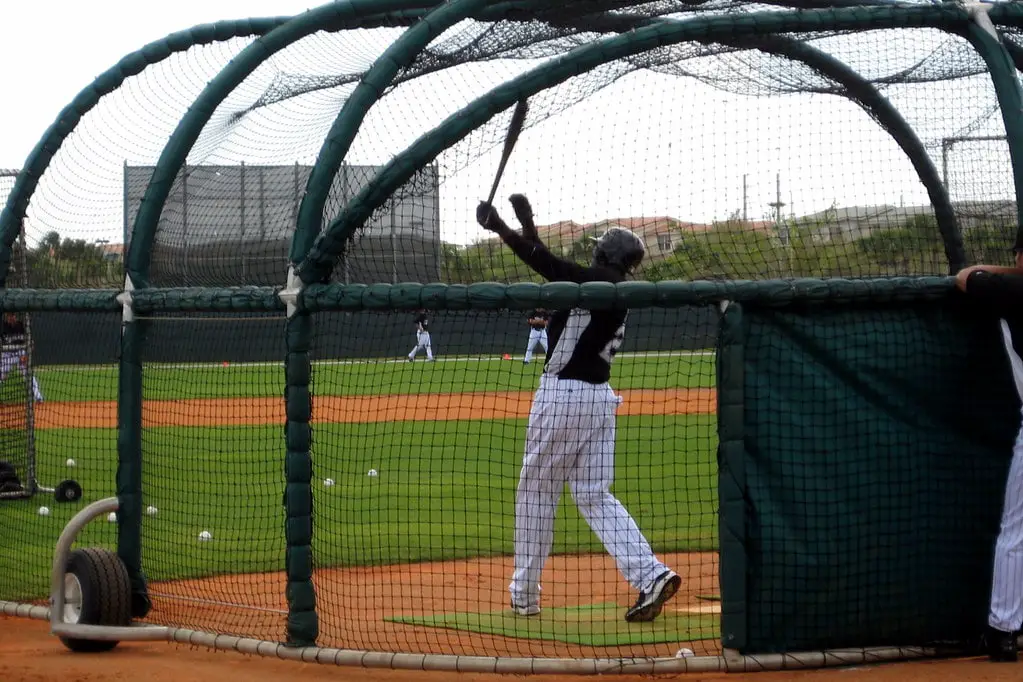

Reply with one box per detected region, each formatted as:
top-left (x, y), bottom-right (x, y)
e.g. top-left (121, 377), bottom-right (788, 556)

top-left (33, 351), bottom-right (716, 401)
top-left (0, 352), bottom-right (719, 604)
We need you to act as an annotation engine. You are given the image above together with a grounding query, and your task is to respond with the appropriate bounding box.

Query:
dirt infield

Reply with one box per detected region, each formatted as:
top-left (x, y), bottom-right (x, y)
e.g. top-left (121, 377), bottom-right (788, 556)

top-left (30, 387), bottom-right (716, 428)
top-left (4, 389), bottom-right (1020, 678)
top-left (1, 614), bottom-right (1016, 682)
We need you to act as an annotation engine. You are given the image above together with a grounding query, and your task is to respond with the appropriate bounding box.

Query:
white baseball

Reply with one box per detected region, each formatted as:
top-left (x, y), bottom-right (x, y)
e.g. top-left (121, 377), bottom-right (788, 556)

top-left (38, 506), bottom-right (50, 516)
top-left (323, 478), bottom-right (335, 487)
top-left (107, 512), bottom-right (117, 523)
top-left (145, 505), bottom-right (158, 516)
top-left (65, 458), bottom-right (76, 467)
top-left (198, 530), bottom-right (212, 541)
top-left (675, 648), bottom-right (695, 658)
top-left (367, 469), bottom-right (378, 477)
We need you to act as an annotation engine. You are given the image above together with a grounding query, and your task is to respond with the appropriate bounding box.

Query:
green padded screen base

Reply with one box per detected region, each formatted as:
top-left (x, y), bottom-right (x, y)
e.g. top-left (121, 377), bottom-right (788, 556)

top-left (385, 602), bottom-right (719, 646)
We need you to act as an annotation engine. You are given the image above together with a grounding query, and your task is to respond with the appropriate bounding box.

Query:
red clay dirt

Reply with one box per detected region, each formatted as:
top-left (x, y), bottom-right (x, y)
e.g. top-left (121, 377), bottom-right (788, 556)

top-left (5, 389), bottom-right (1016, 679)
top-left (31, 387), bottom-right (716, 428)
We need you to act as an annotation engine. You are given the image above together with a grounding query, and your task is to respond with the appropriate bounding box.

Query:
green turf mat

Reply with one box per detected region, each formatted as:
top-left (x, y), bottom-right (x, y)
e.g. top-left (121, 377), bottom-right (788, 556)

top-left (385, 602), bottom-right (719, 646)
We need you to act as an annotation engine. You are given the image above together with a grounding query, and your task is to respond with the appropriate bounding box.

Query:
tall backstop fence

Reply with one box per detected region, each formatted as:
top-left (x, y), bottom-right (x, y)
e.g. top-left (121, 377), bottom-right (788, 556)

top-left (2, 0), bottom-right (1023, 674)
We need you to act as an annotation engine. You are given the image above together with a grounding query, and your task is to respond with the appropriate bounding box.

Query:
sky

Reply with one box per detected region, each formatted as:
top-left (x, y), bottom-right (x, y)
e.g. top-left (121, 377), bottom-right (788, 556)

top-left (0, 2), bottom-right (1015, 249)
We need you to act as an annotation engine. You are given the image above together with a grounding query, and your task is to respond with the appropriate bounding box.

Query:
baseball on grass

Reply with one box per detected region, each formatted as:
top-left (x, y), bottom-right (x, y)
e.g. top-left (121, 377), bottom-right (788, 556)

top-left (675, 648), bottom-right (695, 659)
top-left (145, 505), bottom-right (158, 516)
top-left (107, 512), bottom-right (117, 523)
top-left (323, 478), bottom-right (335, 487)
top-left (367, 469), bottom-right (379, 477)
top-left (198, 530), bottom-right (212, 541)
top-left (38, 506), bottom-right (50, 516)
top-left (65, 458), bottom-right (76, 467)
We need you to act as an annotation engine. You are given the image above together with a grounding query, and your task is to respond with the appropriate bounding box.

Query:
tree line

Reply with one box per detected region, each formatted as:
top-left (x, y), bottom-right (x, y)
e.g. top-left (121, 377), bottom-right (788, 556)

top-left (9, 216), bottom-right (1016, 288)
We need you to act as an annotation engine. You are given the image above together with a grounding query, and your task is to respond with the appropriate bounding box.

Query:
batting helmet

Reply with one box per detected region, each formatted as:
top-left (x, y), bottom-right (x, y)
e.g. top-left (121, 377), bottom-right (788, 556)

top-left (593, 227), bottom-right (646, 273)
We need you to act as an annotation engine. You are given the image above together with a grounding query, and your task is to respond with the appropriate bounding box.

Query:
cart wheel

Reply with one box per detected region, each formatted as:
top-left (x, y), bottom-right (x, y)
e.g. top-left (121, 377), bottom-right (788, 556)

top-left (58, 547), bottom-right (132, 653)
top-left (54, 480), bottom-right (83, 503)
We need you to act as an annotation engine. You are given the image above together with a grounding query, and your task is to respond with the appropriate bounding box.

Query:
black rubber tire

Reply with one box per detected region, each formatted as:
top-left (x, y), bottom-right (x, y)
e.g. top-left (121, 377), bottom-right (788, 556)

top-left (58, 547), bottom-right (132, 653)
top-left (54, 479), bottom-right (83, 503)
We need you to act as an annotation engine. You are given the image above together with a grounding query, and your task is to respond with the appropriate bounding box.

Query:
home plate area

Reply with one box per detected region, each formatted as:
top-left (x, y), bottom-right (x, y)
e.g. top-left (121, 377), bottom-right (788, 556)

top-left (385, 597), bottom-right (721, 646)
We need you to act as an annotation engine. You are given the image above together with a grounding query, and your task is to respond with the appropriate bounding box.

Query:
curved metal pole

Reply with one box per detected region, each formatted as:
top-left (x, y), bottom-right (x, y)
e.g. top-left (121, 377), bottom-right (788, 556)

top-left (969, 4), bottom-right (1023, 252)
top-left (297, 3), bottom-right (968, 284)
top-left (291, 0), bottom-right (496, 262)
top-left (0, 17), bottom-right (292, 287)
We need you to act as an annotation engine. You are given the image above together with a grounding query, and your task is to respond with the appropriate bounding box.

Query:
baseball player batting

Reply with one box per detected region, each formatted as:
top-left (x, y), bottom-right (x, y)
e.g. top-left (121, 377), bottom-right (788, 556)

top-left (1, 313), bottom-right (43, 402)
top-left (523, 308), bottom-right (549, 364)
top-left (476, 193), bottom-right (679, 623)
top-left (406, 308), bottom-right (435, 362)
top-left (956, 258), bottom-right (1023, 663)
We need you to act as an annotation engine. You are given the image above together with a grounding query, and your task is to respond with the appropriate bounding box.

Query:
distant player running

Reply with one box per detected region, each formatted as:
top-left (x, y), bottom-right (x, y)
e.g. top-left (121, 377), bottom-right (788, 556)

top-left (523, 308), bottom-right (549, 365)
top-left (477, 193), bottom-right (679, 623)
top-left (1, 313), bottom-right (43, 402)
top-left (406, 309), bottom-right (435, 362)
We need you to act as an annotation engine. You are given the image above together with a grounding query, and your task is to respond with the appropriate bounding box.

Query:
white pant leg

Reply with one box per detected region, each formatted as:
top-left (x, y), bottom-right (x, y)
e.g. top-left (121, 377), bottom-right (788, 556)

top-left (568, 385), bottom-right (666, 593)
top-left (540, 329), bottom-right (549, 353)
top-left (0, 351), bottom-right (42, 401)
top-left (509, 382), bottom-right (581, 605)
top-left (524, 329), bottom-right (542, 363)
top-left (408, 332), bottom-right (433, 359)
top-left (0, 351), bottom-right (19, 380)
top-left (990, 421), bottom-right (1023, 633)
top-left (421, 332), bottom-right (433, 360)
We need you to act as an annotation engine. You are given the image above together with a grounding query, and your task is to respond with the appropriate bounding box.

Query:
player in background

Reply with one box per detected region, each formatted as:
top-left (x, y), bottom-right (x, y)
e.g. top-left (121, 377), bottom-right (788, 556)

top-left (406, 308), bottom-right (435, 362)
top-left (477, 193), bottom-right (679, 623)
top-left (956, 254), bottom-right (1023, 662)
top-left (523, 308), bottom-right (549, 365)
top-left (0, 313), bottom-right (43, 402)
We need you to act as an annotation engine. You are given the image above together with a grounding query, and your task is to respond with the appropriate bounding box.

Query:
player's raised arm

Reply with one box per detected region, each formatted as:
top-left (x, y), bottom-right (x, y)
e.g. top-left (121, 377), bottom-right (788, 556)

top-left (509, 194), bottom-right (544, 247)
top-left (477, 200), bottom-right (592, 283)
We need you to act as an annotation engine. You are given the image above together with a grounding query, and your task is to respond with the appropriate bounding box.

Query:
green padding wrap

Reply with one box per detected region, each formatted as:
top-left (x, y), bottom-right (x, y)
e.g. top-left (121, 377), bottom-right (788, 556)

top-left (0, 289), bottom-right (120, 311)
top-left (716, 302), bottom-right (748, 651)
top-left (284, 310), bottom-right (317, 646)
top-left (300, 277), bottom-right (956, 312)
top-left (116, 319), bottom-right (151, 618)
top-left (738, 297), bottom-right (1019, 653)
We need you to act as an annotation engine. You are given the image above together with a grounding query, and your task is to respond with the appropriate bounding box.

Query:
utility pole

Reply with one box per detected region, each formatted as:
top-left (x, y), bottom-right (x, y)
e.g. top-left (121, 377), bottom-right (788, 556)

top-left (742, 174), bottom-right (748, 224)
top-left (769, 172), bottom-right (787, 245)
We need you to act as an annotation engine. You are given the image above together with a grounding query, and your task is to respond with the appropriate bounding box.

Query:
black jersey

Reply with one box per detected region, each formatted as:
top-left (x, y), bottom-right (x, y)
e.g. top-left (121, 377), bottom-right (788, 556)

top-left (415, 313), bottom-right (429, 333)
top-left (1, 318), bottom-right (26, 348)
top-left (498, 230), bottom-right (626, 384)
top-left (528, 309), bottom-right (549, 331)
top-left (965, 270), bottom-right (1023, 400)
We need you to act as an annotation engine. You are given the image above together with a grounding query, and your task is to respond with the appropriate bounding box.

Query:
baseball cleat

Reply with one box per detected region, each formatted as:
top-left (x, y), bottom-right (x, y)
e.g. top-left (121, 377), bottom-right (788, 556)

top-left (510, 601), bottom-right (540, 617)
top-left (625, 570), bottom-right (681, 623)
top-left (984, 625), bottom-right (1019, 662)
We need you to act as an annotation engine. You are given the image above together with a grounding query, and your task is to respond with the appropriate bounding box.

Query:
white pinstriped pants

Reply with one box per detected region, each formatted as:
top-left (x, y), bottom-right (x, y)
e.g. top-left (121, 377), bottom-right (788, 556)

top-left (990, 417), bottom-right (1023, 633)
top-left (991, 320), bottom-right (1023, 633)
top-left (508, 375), bottom-right (668, 606)
top-left (0, 351), bottom-right (42, 402)
top-left (407, 331), bottom-right (433, 360)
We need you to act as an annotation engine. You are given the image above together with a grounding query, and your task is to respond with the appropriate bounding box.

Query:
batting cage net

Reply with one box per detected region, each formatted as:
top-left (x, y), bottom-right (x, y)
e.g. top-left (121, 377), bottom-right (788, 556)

top-left (2, 0), bottom-right (1023, 673)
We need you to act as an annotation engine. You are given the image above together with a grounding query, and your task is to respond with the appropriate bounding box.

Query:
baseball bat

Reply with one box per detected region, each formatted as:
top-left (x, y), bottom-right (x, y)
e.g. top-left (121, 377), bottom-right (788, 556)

top-left (485, 99), bottom-right (529, 206)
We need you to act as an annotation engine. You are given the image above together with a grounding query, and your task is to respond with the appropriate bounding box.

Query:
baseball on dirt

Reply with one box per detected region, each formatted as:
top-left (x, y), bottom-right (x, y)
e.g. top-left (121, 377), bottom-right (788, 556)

top-left (38, 506), bottom-right (50, 516)
top-left (65, 458), bottom-right (76, 467)
top-left (323, 478), bottom-right (335, 487)
top-left (675, 648), bottom-right (695, 658)
top-left (145, 505), bottom-right (158, 516)
top-left (367, 469), bottom-right (379, 477)
top-left (198, 530), bottom-right (212, 541)
top-left (107, 512), bottom-right (117, 523)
